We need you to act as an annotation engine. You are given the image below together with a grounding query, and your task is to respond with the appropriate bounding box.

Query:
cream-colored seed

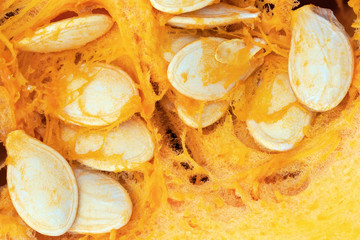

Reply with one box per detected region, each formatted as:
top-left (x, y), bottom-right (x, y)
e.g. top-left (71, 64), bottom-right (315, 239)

top-left (6, 130), bottom-right (78, 236)
top-left (59, 63), bottom-right (139, 127)
top-left (167, 3), bottom-right (260, 29)
top-left (246, 73), bottom-right (313, 152)
top-left (176, 100), bottom-right (228, 128)
top-left (69, 169), bottom-right (132, 234)
top-left (16, 14), bottom-right (114, 53)
top-left (168, 37), bottom-right (228, 101)
top-left (289, 5), bottom-right (354, 112)
top-left (61, 117), bottom-right (154, 172)
top-left (150, 0), bottom-right (215, 14)
top-left (167, 37), bottom-right (264, 101)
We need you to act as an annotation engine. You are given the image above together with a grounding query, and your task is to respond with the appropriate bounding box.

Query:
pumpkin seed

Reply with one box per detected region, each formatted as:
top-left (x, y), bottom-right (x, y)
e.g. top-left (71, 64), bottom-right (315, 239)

top-left (6, 130), bottom-right (78, 236)
top-left (69, 168), bottom-right (132, 234)
top-left (167, 3), bottom-right (260, 29)
top-left (59, 63), bottom-right (139, 127)
top-left (150, 0), bottom-right (215, 14)
top-left (61, 117), bottom-right (154, 172)
top-left (167, 37), bottom-right (263, 101)
top-left (176, 100), bottom-right (228, 128)
top-left (289, 5), bottom-right (354, 112)
top-left (16, 14), bottom-right (113, 53)
top-left (247, 73), bottom-right (313, 151)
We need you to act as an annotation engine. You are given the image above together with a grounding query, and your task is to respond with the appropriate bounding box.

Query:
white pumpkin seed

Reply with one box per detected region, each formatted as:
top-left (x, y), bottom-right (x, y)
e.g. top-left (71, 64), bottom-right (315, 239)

top-left (150, 0), bottom-right (215, 14)
top-left (16, 14), bottom-right (114, 53)
top-left (6, 130), bottom-right (78, 236)
top-left (289, 5), bottom-right (354, 112)
top-left (246, 73), bottom-right (313, 151)
top-left (61, 117), bottom-right (154, 172)
top-left (69, 169), bottom-right (132, 234)
top-left (167, 37), bottom-right (263, 101)
top-left (167, 3), bottom-right (260, 29)
top-left (176, 100), bottom-right (228, 128)
top-left (59, 63), bottom-right (139, 127)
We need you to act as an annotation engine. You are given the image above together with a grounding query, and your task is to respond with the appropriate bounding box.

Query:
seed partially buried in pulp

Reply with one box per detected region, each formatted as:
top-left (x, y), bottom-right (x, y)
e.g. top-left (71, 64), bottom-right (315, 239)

top-left (288, 5), bottom-right (354, 112)
top-left (150, 0), bottom-right (216, 14)
top-left (176, 99), bottom-right (228, 128)
top-left (69, 168), bottom-right (132, 234)
top-left (6, 130), bottom-right (78, 236)
top-left (163, 34), bottom-right (200, 62)
top-left (61, 117), bottom-right (155, 172)
top-left (167, 3), bottom-right (260, 29)
top-left (215, 38), bottom-right (264, 64)
top-left (16, 14), bottom-right (114, 53)
top-left (167, 37), bottom-right (264, 101)
top-left (246, 73), bottom-right (313, 152)
top-left (59, 63), bottom-right (140, 127)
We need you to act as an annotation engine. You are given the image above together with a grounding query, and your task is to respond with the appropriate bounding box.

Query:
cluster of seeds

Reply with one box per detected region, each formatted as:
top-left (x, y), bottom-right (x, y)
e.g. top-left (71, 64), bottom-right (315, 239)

top-left (156, 1), bottom-right (354, 151)
top-left (6, 11), bottom-right (154, 236)
top-left (2, 0), bottom-right (355, 238)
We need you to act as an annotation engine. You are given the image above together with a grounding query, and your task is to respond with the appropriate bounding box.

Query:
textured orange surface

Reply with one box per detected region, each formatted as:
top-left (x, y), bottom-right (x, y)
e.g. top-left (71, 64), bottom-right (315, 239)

top-left (0, 0), bottom-right (359, 239)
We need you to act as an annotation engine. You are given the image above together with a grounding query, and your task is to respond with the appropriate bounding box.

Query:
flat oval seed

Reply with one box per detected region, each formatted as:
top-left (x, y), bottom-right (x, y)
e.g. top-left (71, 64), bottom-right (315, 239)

top-left (167, 3), bottom-right (260, 29)
top-left (168, 37), bottom-right (263, 101)
top-left (69, 169), bottom-right (132, 234)
top-left (289, 5), bottom-right (354, 112)
top-left (6, 130), bottom-right (78, 236)
top-left (61, 117), bottom-right (154, 172)
top-left (150, 0), bottom-right (215, 14)
top-left (59, 63), bottom-right (139, 127)
top-left (168, 37), bottom-right (228, 101)
top-left (246, 73), bottom-right (313, 152)
top-left (176, 100), bottom-right (228, 128)
top-left (16, 14), bottom-right (114, 53)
